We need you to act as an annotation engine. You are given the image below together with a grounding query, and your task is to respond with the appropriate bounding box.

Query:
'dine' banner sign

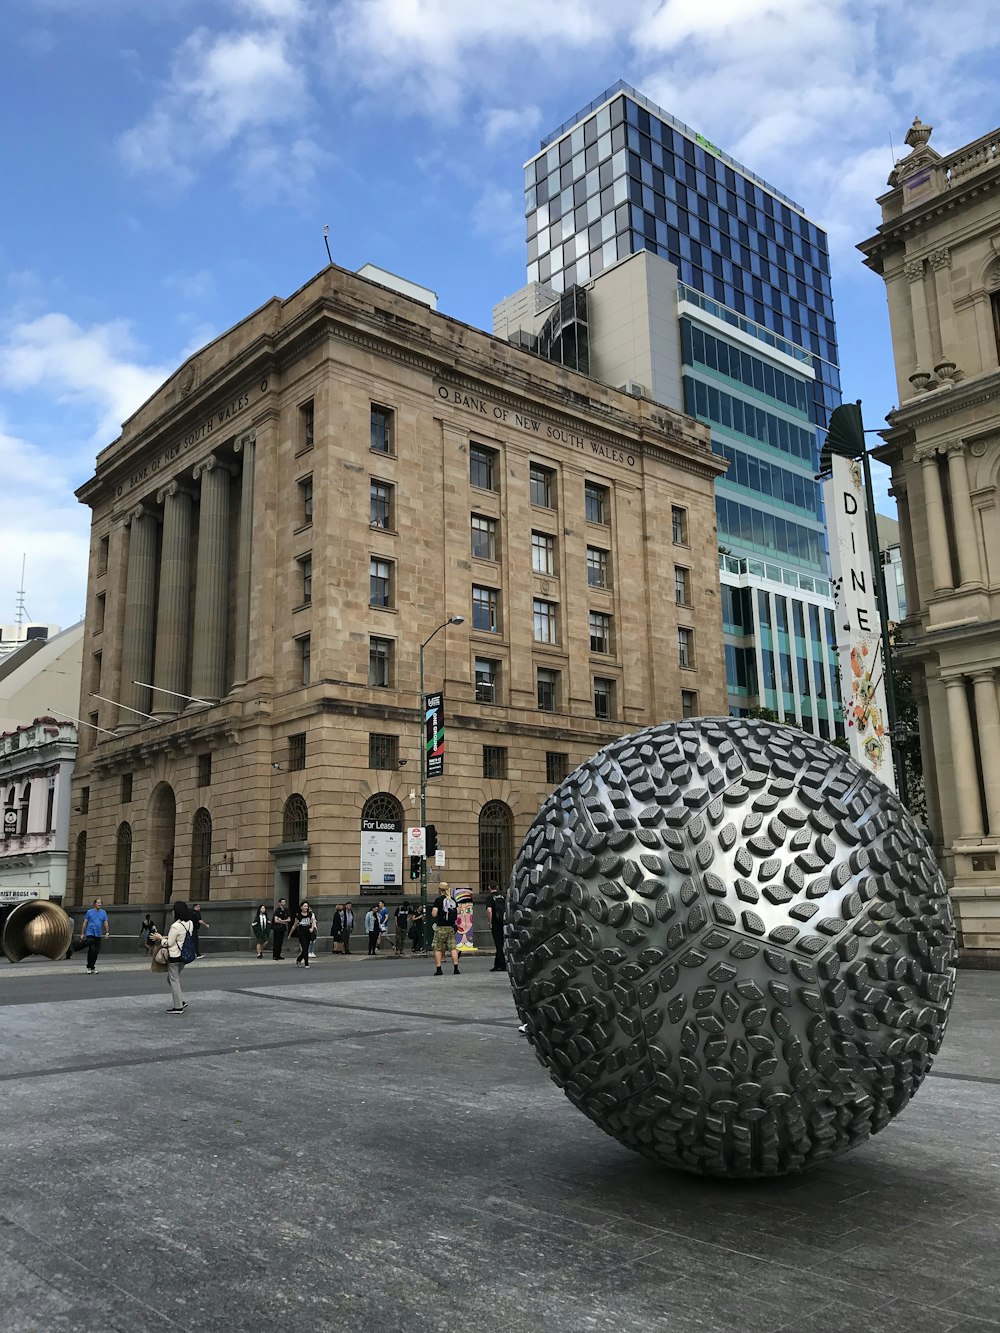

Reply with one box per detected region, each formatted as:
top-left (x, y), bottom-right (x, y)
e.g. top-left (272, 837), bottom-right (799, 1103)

top-left (425, 692), bottom-right (445, 779)
top-left (822, 454), bottom-right (896, 792)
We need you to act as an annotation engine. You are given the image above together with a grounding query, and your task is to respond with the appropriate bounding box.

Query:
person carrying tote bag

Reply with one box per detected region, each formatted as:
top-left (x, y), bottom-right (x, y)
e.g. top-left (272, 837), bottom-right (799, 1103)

top-left (150, 900), bottom-right (195, 1014)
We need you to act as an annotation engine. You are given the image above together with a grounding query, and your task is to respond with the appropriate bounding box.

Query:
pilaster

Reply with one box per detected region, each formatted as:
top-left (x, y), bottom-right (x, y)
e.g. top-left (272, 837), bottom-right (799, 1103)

top-left (943, 674), bottom-right (984, 839)
top-left (152, 481), bottom-right (194, 716)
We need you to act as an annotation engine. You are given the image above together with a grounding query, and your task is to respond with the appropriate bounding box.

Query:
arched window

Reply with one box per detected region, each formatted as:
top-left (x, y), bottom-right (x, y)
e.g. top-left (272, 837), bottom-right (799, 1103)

top-left (361, 792), bottom-right (403, 824)
top-left (18, 782), bottom-right (31, 835)
top-left (190, 808), bottom-right (212, 901)
top-left (114, 822), bottom-right (132, 905)
top-left (478, 800), bottom-right (514, 895)
top-left (74, 831), bottom-right (87, 906)
top-left (282, 794), bottom-right (308, 843)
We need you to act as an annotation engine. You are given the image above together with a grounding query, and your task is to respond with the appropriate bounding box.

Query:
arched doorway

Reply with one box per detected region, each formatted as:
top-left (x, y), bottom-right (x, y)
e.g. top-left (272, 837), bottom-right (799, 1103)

top-left (114, 822), bottom-right (132, 904)
top-left (74, 831), bottom-right (87, 906)
top-left (190, 808), bottom-right (212, 902)
top-left (147, 783), bottom-right (176, 903)
top-left (360, 792), bottom-right (404, 891)
top-left (478, 800), bottom-right (514, 894)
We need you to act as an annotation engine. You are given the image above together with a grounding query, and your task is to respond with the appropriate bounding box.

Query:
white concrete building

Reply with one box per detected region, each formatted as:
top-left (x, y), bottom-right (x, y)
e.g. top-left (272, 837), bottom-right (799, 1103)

top-left (0, 718), bottom-right (78, 904)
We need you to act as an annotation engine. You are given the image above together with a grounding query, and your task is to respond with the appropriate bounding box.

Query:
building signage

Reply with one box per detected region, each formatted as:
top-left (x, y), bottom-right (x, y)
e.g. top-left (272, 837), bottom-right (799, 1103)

top-left (435, 383), bottom-right (636, 468)
top-left (0, 888), bottom-right (40, 903)
top-left (425, 692), bottom-right (445, 779)
top-left (822, 454), bottom-right (897, 792)
top-left (3, 809), bottom-right (17, 836)
top-left (359, 817), bottom-right (402, 886)
top-left (116, 381), bottom-right (268, 498)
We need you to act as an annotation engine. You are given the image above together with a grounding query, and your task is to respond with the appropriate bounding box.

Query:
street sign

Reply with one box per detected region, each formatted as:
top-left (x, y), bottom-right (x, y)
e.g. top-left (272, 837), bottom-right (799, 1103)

top-left (407, 826), bottom-right (426, 856)
top-left (434, 849), bottom-right (446, 867)
top-left (3, 809), bottom-right (17, 835)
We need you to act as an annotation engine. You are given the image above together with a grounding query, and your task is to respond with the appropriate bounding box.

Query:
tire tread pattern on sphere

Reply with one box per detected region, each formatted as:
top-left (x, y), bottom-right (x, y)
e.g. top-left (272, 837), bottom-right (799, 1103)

top-left (506, 718), bottom-right (956, 1178)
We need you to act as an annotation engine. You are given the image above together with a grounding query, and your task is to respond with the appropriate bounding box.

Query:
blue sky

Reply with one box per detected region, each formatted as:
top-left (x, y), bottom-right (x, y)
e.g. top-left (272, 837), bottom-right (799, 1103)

top-left (3, 0), bottom-right (998, 630)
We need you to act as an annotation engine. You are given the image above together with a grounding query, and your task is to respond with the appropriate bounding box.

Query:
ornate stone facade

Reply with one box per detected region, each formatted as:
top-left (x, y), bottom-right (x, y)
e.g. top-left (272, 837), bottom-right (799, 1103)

top-left (68, 264), bottom-right (726, 922)
top-left (861, 119), bottom-right (1000, 958)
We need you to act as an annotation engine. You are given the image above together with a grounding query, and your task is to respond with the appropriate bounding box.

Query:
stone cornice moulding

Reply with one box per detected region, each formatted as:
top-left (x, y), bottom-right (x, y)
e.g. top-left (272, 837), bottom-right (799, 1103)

top-left (860, 162), bottom-right (1000, 270)
top-left (886, 374), bottom-right (1000, 432)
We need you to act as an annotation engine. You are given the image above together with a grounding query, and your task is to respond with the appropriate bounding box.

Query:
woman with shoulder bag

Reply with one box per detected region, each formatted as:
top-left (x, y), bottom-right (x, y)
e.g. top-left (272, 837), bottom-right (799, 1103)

top-left (293, 901), bottom-right (317, 968)
top-left (150, 900), bottom-right (195, 1014)
top-left (252, 903), bottom-right (270, 959)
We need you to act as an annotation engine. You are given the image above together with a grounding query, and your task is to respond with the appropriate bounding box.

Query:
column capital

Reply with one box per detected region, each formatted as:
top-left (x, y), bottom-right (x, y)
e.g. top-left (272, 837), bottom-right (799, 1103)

top-left (125, 503), bottom-right (157, 526)
top-left (943, 439), bottom-right (966, 457)
top-left (155, 479), bottom-right (193, 505)
top-left (904, 258), bottom-right (925, 282)
top-left (969, 667), bottom-right (997, 685)
top-left (192, 453), bottom-right (219, 481)
top-left (941, 673), bottom-right (969, 689)
top-left (928, 247), bottom-right (951, 271)
top-left (916, 444), bottom-right (941, 463)
top-left (233, 429), bottom-right (256, 456)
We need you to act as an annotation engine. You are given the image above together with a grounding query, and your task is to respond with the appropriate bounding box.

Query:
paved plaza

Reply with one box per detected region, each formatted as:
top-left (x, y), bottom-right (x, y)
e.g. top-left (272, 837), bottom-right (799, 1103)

top-left (1, 952), bottom-right (999, 1333)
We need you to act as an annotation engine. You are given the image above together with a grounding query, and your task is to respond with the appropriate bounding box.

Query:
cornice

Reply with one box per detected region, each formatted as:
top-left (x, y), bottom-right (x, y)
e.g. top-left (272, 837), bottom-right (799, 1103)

top-left (859, 163), bottom-right (1000, 271)
top-left (881, 372), bottom-right (1000, 435)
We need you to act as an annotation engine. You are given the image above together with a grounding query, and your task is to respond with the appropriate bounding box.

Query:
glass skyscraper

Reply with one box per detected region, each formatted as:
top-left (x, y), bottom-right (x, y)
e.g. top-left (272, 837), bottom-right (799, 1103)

top-left (508, 81), bottom-right (844, 737)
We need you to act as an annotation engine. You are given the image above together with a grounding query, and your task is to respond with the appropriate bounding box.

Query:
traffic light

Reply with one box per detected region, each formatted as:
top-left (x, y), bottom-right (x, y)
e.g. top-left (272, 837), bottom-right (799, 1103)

top-left (409, 855), bottom-right (421, 881)
top-left (425, 824), bottom-right (438, 857)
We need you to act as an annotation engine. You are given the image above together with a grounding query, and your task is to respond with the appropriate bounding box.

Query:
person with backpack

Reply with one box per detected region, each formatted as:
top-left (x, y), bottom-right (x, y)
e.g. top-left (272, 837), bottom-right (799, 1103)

top-left (431, 882), bottom-right (461, 977)
top-left (150, 900), bottom-right (196, 1014)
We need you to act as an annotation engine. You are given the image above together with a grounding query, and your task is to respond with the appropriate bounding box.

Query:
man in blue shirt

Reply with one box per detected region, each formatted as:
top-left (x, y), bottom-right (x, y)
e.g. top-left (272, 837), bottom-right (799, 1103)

top-left (71, 896), bottom-right (109, 973)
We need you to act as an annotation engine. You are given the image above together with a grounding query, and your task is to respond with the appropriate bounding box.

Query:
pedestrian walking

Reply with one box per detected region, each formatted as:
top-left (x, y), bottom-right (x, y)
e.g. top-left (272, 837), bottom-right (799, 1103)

top-left (252, 903), bottom-right (270, 959)
top-left (138, 913), bottom-right (156, 953)
top-left (272, 898), bottom-right (290, 960)
top-left (342, 902), bottom-right (354, 954)
top-left (486, 884), bottom-right (506, 972)
top-left (376, 899), bottom-right (389, 953)
top-left (330, 904), bottom-right (344, 954)
top-left (293, 901), bottom-right (317, 967)
top-left (365, 905), bottom-right (381, 956)
top-left (150, 900), bottom-right (195, 1014)
top-left (393, 901), bottom-right (411, 956)
top-left (71, 896), bottom-right (109, 973)
top-left (190, 903), bottom-right (208, 956)
top-left (431, 883), bottom-right (460, 977)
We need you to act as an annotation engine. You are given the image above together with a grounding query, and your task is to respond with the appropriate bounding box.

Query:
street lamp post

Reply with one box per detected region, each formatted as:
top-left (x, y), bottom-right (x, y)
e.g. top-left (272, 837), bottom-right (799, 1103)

top-left (419, 615), bottom-right (464, 944)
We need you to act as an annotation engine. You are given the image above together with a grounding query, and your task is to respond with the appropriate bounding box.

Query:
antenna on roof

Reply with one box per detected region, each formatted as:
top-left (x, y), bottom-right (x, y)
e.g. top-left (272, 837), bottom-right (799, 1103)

top-left (15, 555), bottom-right (31, 627)
top-left (323, 224), bottom-right (333, 267)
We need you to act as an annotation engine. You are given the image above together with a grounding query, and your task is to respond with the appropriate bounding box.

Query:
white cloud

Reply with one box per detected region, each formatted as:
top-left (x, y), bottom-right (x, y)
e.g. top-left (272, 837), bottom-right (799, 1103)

top-left (0, 312), bottom-right (168, 440)
top-left (471, 184), bottom-right (523, 252)
top-left (482, 105), bottom-right (541, 147)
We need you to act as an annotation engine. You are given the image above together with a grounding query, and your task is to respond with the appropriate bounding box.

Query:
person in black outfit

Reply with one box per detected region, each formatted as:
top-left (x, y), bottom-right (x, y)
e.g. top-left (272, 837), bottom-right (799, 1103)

top-left (190, 903), bottom-right (207, 956)
top-left (272, 898), bottom-right (290, 960)
top-left (293, 901), bottom-right (317, 967)
top-left (342, 902), bottom-right (354, 954)
top-left (486, 884), bottom-right (506, 972)
top-left (330, 904), bottom-right (344, 954)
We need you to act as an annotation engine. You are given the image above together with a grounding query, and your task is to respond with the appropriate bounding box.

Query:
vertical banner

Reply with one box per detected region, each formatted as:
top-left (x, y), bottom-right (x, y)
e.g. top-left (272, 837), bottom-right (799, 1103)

top-left (822, 454), bottom-right (897, 792)
top-left (454, 887), bottom-right (475, 951)
top-left (425, 691), bottom-right (445, 779)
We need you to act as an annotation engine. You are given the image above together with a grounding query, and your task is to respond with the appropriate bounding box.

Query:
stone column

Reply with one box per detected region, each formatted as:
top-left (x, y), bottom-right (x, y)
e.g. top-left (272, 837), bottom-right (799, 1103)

top-left (119, 505), bottom-right (159, 725)
top-left (915, 683), bottom-right (942, 842)
top-left (190, 454), bottom-right (231, 703)
top-left (905, 258), bottom-right (935, 383)
top-left (231, 430), bottom-right (256, 687)
top-left (944, 444), bottom-right (982, 587)
top-left (928, 248), bottom-right (956, 374)
top-left (920, 452), bottom-right (954, 594)
top-left (943, 675), bottom-right (983, 839)
top-left (971, 669), bottom-right (1000, 836)
top-left (151, 481), bottom-right (194, 716)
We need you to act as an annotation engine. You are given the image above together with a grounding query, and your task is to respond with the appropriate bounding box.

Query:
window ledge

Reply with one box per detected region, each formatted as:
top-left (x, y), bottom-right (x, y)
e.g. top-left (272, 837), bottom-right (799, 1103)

top-left (293, 522), bottom-right (312, 536)
top-left (369, 604), bottom-right (397, 615)
top-left (294, 444), bottom-right (314, 459)
top-left (292, 602), bottom-right (311, 614)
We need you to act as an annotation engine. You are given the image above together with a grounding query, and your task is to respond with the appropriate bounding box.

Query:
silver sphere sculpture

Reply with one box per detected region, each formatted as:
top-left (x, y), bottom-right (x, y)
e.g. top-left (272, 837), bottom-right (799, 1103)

top-left (507, 718), bottom-right (955, 1177)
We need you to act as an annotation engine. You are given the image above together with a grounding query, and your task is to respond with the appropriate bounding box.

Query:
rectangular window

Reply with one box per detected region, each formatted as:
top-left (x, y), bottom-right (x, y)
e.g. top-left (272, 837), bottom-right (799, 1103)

top-left (537, 666), bottom-right (559, 711)
top-left (533, 598), bottom-right (558, 644)
top-left (472, 585), bottom-right (499, 633)
top-left (298, 634), bottom-right (312, 685)
top-left (530, 463), bottom-right (556, 508)
top-left (369, 636), bottom-right (393, 687)
top-left (289, 733), bottom-right (306, 771)
top-left (531, 530), bottom-right (555, 575)
top-left (298, 399), bottom-right (314, 453)
top-left (471, 514), bottom-right (498, 561)
top-left (586, 546), bottom-right (609, 588)
top-left (674, 566), bottom-right (691, 606)
top-left (594, 677), bottom-right (615, 719)
top-left (992, 290), bottom-right (1000, 362)
top-left (370, 479), bottom-right (393, 529)
top-left (681, 688), bottom-right (698, 718)
top-left (194, 753), bottom-right (211, 788)
top-left (482, 745), bottom-right (508, 780)
top-left (80, 786), bottom-right (90, 816)
top-left (121, 772), bottom-right (133, 804)
top-left (370, 557), bottom-right (393, 609)
top-left (298, 475), bottom-right (313, 526)
top-left (545, 752), bottom-right (568, 785)
top-left (589, 611), bottom-right (612, 654)
top-left (97, 534), bottom-right (109, 576)
top-left (475, 657), bottom-right (498, 703)
top-left (678, 626), bottom-right (695, 669)
top-left (585, 481), bottom-right (609, 524)
top-left (672, 505), bottom-right (689, 545)
top-left (470, 443), bottom-right (498, 491)
top-left (45, 784), bottom-right (55, 834)
top-left (95, 593), bottom-right (106, 635)
top-left (90, 651), bottom-right (102, 694)
top-left (371, 403), bottom-right (393, 454)
top-left (368, 733), bottom-right (398, 770)
top-left (298, 553), bottom-right (313, 605)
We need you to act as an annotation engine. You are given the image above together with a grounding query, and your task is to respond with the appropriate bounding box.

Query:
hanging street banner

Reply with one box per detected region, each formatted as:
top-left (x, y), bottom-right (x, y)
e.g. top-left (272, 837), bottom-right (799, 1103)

top-left (360, 817), bottom-right (402, 886)
top-left (425, 692), bottom-right (445, 779)
top-left (822, 453), bottom-right (897, 792)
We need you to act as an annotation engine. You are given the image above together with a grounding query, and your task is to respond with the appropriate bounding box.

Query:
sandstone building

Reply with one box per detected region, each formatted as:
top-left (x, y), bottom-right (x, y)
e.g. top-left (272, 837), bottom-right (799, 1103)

top-left (68, 264), bottom-right (725, 926)
top-left (860, 118), bottom-right (1000, 958)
